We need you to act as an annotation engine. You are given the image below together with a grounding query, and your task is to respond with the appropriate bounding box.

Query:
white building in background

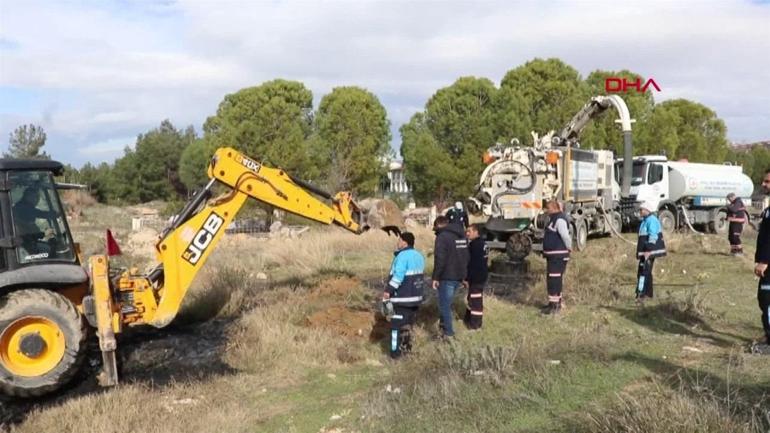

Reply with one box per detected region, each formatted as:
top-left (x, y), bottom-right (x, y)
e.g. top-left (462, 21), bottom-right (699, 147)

top-left (386, 160), bottom-right (410, 194)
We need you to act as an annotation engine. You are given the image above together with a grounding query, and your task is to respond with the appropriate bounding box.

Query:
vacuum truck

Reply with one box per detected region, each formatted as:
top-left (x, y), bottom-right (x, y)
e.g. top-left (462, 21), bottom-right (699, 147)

top-left (615, 156), bottom-right (754, 234)
top-left (467, 95), bottom-right (633, 260)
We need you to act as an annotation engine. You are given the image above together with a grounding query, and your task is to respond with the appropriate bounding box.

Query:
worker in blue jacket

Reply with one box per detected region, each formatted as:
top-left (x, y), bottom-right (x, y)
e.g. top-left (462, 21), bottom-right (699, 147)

top-left (383, 232), bottom-right (425, 359)
top-left (636, 202), bottom-right (667, 301)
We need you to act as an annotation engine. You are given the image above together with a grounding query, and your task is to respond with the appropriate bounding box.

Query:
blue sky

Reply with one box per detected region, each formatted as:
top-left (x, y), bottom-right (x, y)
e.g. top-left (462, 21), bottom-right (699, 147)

top-left (1, 0), bottom-right (769, 167)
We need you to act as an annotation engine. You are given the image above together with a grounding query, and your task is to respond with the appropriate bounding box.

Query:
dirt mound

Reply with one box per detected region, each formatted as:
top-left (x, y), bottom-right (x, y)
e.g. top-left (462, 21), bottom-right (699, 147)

top-left (60, 190), bottom-right (97, 221)
top-left (310, 277), bottom-right (362, 299)
top-left (304, 277), bottom-right (386, 340)
top-left (305, 306), bottom-right (374, 339)
top-left (358, 198), bottom-right (404, 231)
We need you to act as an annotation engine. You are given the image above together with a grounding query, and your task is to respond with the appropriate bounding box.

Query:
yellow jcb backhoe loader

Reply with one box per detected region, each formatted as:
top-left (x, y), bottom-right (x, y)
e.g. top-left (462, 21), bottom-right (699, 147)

top-left (0, 147), bottom-right (365, 397)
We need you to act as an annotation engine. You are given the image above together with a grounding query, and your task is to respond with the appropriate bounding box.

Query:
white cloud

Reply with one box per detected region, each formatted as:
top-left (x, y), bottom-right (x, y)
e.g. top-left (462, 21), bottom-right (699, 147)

top-left (77, 136), bottom-right (134, 156)
top-left (0, 0), bottom-right (769, 166)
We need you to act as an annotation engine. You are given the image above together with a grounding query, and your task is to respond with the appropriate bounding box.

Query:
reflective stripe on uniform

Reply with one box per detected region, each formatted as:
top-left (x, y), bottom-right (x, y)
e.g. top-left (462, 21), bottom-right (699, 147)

top-left (548, 273), bottom-right (562, 277)
top-left (544, 250), bottom-right (569, 255)
top-left (761, 285), bottom-right (770, 291)
top-left (390, 296), bottom-right (423, 303)
top-left (389, 280), bottom-right (400, 288)
top-left (469, 293), bottom-right (483, 298)
top-left (637, 249), bottom-right (666, 257)
top-left (548, 295), bottom-right (561, 302)
top-left (470, 311), bottom-right (483, 316)
top-left (392, 315), bottom-right (404, 320)
top-left (391, 330), bottom-right (398, 351)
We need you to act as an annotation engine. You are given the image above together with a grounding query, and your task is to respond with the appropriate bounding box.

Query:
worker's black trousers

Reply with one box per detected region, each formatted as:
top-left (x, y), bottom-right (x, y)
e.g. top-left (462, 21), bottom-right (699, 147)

top-left (758, 274), bottom-right (770, 344)
top-left (636, 258), bottom-right (655, 298)
top-left (463, 281), bottom-right (485, 329)
top-left (546, 257), bottom-right (569, 304)
top-left (728, 222), bottom-right (744, 253)
top-left (390, 305), bottom-right (418, 358)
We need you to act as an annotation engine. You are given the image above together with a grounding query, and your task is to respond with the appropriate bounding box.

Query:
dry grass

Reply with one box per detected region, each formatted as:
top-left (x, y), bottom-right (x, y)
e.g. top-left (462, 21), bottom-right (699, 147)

top-left (14, 203), bottom-right (770, 433)
top-left (11, 378), bottom-right (265, 433)
top-left (224, 297), bottom-right (373, 377)
top-left (569, 378), bottom-right (770, 433)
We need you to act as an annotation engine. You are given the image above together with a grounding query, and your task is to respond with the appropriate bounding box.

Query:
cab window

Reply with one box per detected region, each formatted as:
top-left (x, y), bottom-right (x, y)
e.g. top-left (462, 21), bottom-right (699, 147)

top-left (9, 171), bottom-right (75, 264)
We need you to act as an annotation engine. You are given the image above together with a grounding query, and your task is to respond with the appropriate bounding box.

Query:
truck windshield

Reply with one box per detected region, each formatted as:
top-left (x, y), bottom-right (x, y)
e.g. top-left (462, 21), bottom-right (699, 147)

top-left (614, 162), bottom-right (648, 186)
top-left (631, 162), bottom-right (647, 186)
top-left (9, 171), bottom-right (76, 264)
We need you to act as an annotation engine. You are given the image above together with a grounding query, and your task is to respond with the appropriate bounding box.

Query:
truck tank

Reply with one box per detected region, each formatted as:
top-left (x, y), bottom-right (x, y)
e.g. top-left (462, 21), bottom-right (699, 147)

top-left (668, 161), bottom-right (753, 204)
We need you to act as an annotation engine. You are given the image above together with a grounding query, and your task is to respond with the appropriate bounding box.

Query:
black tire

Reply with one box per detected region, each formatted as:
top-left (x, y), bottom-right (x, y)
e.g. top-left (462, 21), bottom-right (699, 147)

top-left (707, 210), bottom-right (728, 235)
top-left (505, 233), bottom-right (532, 261)
top-left (658, 210), bottom-right (676, 234)
top-left (573, 219), bottom-right (588, 252)
top-left (0, 289), bottom-right (86, 398)
top-left (606, 211), bottom-right (623, 235)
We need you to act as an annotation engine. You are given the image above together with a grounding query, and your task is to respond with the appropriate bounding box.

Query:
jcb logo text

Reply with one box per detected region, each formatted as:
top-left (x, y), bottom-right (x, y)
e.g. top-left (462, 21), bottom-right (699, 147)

top-left (183, 212), bottom-right (224, 265)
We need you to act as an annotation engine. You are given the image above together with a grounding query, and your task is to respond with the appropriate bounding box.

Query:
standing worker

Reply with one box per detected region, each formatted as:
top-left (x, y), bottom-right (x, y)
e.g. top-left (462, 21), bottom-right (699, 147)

top-left (541, 200), bottom-right (571, 315)
top-left (754, 171), bottom-right (770, 347)
top-left (382, 232), bottom-right (425, 359)
top-left (446, 201), bottom-right (469, 228)
top-left (636, 202), bottom-right (667, 301)
top-left (432, 216), bottom-right (469, 338)
top-left (726, 192), bottom-right (749, 256)
top-left (463, 223), bottom-right (488, 329)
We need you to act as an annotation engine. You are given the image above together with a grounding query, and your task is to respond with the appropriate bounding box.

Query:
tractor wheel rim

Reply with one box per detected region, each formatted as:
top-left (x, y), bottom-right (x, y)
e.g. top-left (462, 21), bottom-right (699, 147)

top-left (0, 316), bottom-right (66, 377)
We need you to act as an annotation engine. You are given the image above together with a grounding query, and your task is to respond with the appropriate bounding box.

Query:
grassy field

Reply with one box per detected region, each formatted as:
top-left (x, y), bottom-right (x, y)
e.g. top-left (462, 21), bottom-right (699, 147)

top-left (5, 204), bottom-right (770, 432)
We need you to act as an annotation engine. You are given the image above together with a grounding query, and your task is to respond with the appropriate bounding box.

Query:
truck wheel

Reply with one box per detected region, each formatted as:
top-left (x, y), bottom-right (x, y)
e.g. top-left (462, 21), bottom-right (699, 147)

top-left (0, 289), bottom-right (86, 397)
top-left (658, 210), bottom-right (676, 234)
top-left (608, 211), bottom-right (623, 235)
top-left (707, 210), bottom-right (728, 235)
top-left (573, 219), bottom-right (588, 252)
top-left (505, 232), bottom-right (532, 261)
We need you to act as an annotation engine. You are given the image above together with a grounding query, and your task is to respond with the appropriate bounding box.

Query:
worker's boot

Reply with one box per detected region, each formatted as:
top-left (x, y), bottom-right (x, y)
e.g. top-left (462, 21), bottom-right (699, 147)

top-left (751, 342), bottom-right (770, 355)
top-left (541, 302), bottom-right (561, 315)
top-left (401, 329), bottom-right (413, 354)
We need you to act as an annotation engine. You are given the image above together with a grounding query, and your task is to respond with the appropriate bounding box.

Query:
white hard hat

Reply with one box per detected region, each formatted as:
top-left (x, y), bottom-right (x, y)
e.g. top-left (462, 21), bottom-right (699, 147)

top-left (639, 201), bottom-right (655, 212)
top-left (455, 201), bottom-right (463, 209)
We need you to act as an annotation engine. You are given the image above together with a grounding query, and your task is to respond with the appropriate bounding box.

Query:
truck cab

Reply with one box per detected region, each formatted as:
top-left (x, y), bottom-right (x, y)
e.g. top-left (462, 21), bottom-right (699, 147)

top-left (615, 155), bottom-right (670, 211)
top-left (614, 156), bottom-right (671, 225)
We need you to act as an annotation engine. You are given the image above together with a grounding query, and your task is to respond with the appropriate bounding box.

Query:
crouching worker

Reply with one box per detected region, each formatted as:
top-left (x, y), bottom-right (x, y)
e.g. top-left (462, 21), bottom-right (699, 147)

top-left (382, 232), bottom-right (425, 359)
top-left (636, 202), bottom-right (667, 301)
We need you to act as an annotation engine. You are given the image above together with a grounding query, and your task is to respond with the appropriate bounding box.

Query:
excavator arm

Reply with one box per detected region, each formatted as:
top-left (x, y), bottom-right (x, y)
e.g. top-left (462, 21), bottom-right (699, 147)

top-left (88, 147), bottom-right (363, 386)
top-left (148, 147), bottom-right (362, 327)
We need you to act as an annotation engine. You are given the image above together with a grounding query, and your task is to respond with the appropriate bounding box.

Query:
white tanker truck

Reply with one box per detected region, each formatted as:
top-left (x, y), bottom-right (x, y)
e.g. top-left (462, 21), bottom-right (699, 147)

top-left (615, 157), bottom-right (754, 234)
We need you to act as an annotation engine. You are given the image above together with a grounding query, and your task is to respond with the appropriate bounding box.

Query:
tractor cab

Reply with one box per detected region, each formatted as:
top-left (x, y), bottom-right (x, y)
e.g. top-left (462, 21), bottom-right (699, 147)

top-left (0, 159), bottom-right (84, 286)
